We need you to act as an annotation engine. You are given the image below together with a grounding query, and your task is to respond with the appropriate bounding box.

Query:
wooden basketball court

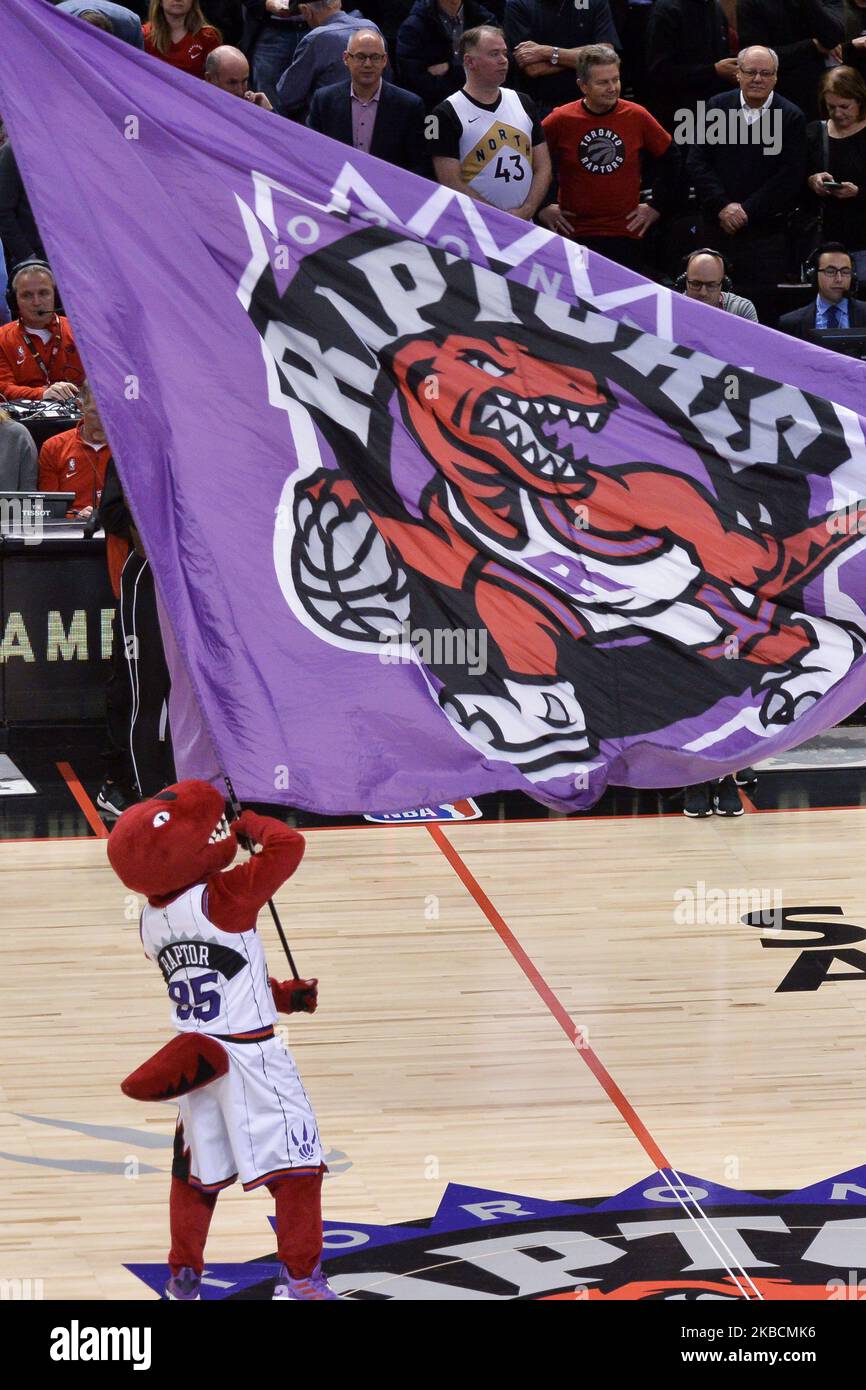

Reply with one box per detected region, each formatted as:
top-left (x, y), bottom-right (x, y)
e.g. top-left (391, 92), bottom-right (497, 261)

top-left (2, 784), bottom-right (865, 1300)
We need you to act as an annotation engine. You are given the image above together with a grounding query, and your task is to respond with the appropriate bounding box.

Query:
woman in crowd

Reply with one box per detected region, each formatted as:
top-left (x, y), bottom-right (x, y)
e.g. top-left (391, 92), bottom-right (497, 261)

top-left (0, 406), bottom-right (38, 492)
top-left (806, 67), bottom-right (866, 282)
top-left (144, 0), bottom-right (221, 77)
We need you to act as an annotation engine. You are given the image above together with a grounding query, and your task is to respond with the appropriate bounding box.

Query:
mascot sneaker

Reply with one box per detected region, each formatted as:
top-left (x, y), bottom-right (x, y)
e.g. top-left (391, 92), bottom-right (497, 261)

top-left (272, 1262), bottom-right (339, 1300)
top-left (166, 1267), bottom-right (201, 1300)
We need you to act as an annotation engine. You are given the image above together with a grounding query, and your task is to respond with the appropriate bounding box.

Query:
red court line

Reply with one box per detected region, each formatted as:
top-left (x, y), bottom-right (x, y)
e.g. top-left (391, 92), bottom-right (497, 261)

top-left (56, 762), bottom-right (108, 839)
top-left (426, 821), bottom-right (670, 1171)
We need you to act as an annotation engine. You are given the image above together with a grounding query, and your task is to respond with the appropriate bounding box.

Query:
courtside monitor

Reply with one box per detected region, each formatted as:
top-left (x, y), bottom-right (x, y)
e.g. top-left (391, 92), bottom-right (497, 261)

top-left (809, 327), bottom-right (866, 361)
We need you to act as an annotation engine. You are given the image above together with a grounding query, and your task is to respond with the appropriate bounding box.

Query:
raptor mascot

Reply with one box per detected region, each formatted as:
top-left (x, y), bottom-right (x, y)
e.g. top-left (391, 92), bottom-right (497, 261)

top-left (107, 780), bottom-right (338, 1301)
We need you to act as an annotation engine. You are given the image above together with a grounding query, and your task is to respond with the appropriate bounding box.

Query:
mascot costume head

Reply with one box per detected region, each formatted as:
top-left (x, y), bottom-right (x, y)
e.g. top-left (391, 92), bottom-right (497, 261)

top-left (107, 781), bottom-right (240, 1101)
top-left (107, 780), bottom-right (238, 905)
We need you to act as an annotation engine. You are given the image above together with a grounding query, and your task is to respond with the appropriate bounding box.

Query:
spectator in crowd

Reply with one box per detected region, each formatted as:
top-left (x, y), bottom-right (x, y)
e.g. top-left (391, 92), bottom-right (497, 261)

top-left (737, 0), bottom-right (844, 122)
top-left (679, 247), bottom-right (759, 320)
top-left (646, 0), bottom-right (737, 135)
top-left (201, 0), bottom-right (244, 45)
top-left (205, 43), bottom-right (274, 102)
top-left (842, 0), bottom-right (866, 78)
top-left (504, 0), bottom-right (620, 117)
top-left (0, 144), bottom-right (46, 269)
top-left (143, 0), bottom-right (222, 76)
top-left (610, 0), bottom-right (656, 108)
top-left (778, 241), bottom-right (866, 336)
top-left (687, 47), bottom-right (807, 291)
top-left (69, 0), bottom-right (147, 13)
top-left (363, 0), bottom-right (420, 52)
top-left (275, 0), bottom-right (383, 117)
top-left (307, 30), bottom-right (430, 172)
top-left (71, 8), bottom-right (116, 31)
top-left (55, 1), bottom-right (145, 45)
top-left (0, 406), bottom-right (38, 491)
top-left (396, 0), bottom-right (496, 112)
top-left (807, 67), bottom-right (866, 281)
top-left (37, 380), bottom-right (110, 517)
top-left (243, 1), bottom-right (309, 109)
top-left (539, 45), bottom-right (675, 272)
top-left (430, 26), bottom-right (551, 217)
top-left (0, 262), bottom-right (84, 403)
top-left (846, 0), bottom-right (866, 36)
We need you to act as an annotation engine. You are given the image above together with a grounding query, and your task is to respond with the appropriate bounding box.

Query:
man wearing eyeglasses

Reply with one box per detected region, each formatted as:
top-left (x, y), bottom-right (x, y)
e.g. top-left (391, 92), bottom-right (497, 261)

top-left (738, 0), bottom-right (844, 121)
top-left (778, 242), bottom-right (866, 337)
top-left (275, 0), bottom-right (384, 117)
top-left (680, 248), bottom-right (758, 320)
top-left (687, 46), bottom-right (807, 293)
top-left (307, 28), bottom-right (430, 173)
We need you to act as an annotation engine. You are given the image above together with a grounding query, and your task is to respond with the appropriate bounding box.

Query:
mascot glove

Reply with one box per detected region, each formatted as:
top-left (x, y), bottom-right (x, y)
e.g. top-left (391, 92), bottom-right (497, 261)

top-left (270, 976), bottom-right (318, 1014)
top-left (231, 808), bottom-right (267, 850)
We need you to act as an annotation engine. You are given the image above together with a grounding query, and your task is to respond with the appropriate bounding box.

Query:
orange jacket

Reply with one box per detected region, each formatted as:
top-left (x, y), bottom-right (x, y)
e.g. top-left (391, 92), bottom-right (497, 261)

top-left (0, 315), bottom-right (85, 401)
top-left (38, 424), bottom-right (110, 514)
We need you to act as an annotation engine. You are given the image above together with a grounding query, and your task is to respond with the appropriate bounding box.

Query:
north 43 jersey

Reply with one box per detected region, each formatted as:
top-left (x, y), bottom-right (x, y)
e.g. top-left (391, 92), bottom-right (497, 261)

top-left (141, 884), bottom-right (276, 1039)
top-left (449, 89), bottom-right (536, 211)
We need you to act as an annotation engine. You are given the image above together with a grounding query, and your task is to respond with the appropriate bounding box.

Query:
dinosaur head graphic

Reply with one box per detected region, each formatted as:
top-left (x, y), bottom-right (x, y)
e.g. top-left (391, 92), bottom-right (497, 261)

top-left (388, 332), bottom-right (615, 504)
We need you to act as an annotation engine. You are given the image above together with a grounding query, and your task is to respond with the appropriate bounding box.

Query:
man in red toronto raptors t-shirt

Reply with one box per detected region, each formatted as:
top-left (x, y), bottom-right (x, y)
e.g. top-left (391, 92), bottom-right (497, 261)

top-left (540, 43), bottom-right (674, 271)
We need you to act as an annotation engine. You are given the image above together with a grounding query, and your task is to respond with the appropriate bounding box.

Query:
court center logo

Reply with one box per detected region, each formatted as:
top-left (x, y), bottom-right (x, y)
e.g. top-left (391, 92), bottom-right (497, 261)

top-left (126, 1166), bottom-right (866, 1300)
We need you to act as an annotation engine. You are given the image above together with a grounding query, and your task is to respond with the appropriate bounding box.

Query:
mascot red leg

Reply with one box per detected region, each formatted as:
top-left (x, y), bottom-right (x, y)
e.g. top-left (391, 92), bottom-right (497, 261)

top-left (108, 780), bottom-right (338, 1301)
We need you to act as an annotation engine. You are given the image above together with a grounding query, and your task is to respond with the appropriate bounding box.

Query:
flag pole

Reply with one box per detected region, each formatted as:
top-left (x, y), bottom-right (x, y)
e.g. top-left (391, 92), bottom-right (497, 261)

top-left (223, 775), bottom-right (301, 978)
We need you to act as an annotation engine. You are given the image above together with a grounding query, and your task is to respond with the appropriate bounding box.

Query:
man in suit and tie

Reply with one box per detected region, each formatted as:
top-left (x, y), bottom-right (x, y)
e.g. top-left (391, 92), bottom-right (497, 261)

top-left (779, 242), bottom-right (866, 338)
top-left (306, 28), bottom-right (431, 175)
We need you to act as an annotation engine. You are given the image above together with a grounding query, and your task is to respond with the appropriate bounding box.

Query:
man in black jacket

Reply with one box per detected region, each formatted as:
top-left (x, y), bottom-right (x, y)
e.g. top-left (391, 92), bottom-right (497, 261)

top-left (646, 0), bottom-right (738, 132)
top-left (396, 0), bottom-right (496, 110)
top-left (686, 47), bottom-right (807, 290)
top-left (0, 144), bottom-right (44, 273)
top-left (609, 0), bottom-right (656, 107)
top-left (307, 27), bottom-right (430, 170)
top-left (738, 0), bottom-right (844, 120)
top-left (504, 0), bottom-right (620, 116)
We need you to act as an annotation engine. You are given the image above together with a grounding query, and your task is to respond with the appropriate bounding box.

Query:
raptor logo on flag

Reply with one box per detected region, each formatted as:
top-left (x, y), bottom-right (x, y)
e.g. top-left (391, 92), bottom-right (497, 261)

top-left (8, 0), bottom-right (866, 812)
top-left (239, 190), bottom-right (866, 799)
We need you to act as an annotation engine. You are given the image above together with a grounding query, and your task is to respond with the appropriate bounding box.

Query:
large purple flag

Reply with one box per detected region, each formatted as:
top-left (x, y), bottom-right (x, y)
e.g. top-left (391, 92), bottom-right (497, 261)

top-left (3, 0), bottom-right (866, 813)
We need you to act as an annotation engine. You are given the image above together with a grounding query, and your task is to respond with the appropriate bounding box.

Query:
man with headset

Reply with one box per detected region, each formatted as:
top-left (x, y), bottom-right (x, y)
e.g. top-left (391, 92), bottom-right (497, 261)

top-left (778, 242), bottom-right (866, 339)
top-left (678, 248), bottom-right (759, 322)
top-left (0, 259), bottom-right (84, 402)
